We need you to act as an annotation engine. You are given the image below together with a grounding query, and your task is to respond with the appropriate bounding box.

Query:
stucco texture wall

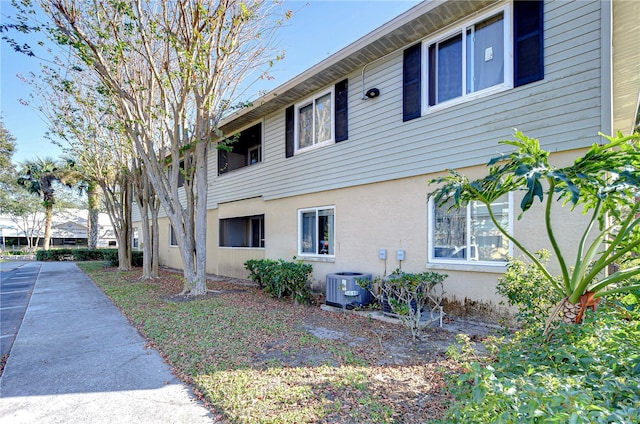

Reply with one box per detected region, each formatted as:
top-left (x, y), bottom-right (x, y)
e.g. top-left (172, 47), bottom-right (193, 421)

top-left (151, 146), bottom-right (594, 313)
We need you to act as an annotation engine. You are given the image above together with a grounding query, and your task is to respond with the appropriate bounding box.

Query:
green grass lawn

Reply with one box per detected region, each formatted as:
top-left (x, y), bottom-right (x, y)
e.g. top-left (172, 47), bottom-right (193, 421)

top-left (78, 262), bottom-right (455, 423)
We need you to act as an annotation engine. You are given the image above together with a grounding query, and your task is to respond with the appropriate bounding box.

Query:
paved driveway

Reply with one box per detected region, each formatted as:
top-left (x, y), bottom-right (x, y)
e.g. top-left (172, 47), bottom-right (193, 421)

top-left (0, 263), bottom-right (39, 358)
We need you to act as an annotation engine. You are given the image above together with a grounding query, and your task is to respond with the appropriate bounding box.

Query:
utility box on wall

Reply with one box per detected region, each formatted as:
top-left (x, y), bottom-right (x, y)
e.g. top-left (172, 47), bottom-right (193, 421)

top-left (325, 272), bottom-right (372, 308)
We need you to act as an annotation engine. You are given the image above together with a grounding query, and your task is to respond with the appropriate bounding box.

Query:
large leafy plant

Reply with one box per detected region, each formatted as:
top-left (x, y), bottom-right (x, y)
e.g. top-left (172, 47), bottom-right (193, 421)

top-left (429, 131), bottom-right (640, 329)
top-left (361, 270), bottom-right (446, 340)
top-left (440, 303), bottom-right (640, 423)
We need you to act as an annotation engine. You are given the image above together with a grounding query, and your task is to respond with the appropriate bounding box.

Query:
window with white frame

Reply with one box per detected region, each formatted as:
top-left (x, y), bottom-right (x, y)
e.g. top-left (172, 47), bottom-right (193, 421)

top-left (429, 195), bottom-right (511, 264)
top-left (133, 229), bottom-right (139, 249)
top-left (296, 90), bottom-right (333, 152)
top-left (298, 206), bottom-right (335, 256)
top-left (425, 7), bottom-right (510, 108)
top-left (169, 225), bottom-right (178, 247)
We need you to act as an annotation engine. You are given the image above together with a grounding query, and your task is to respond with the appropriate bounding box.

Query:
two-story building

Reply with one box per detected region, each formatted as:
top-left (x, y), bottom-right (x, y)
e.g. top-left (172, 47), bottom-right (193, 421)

top-left (133, 0), bottom-right (639, 315)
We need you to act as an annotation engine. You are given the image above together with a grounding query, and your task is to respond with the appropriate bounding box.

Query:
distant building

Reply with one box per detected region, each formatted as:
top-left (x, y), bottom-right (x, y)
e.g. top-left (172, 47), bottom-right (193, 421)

top-left (0, 210), bottom-right (116, 251)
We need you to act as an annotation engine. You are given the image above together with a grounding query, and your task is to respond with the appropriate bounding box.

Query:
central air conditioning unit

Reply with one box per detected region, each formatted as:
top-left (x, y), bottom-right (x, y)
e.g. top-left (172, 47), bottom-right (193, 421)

top-left (325, 272), bottom-right (372, 308)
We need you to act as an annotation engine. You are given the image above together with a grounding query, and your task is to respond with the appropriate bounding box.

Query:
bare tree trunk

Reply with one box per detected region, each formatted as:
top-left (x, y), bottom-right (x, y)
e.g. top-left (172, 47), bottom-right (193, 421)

top-left (138, 200), bottom-right (152, 278)
top-left (544, 292), bottom-right (601, 335)
top-left (151, 198), bottom-right (160, 278)
top-left (134, 166), bottom-right (153, 279)
top-left (560, 299), bottom-right (581, 324)
top-left (43, 204), bottom-right (53, 250)
top-left (101, 175), bottom-right (132, 271)
top-left (194, 140), bottom-right (209, 293)
top-left (122, 180), bottom-right (132, 269)
top-left (87, 181), bottom-right (100, 249)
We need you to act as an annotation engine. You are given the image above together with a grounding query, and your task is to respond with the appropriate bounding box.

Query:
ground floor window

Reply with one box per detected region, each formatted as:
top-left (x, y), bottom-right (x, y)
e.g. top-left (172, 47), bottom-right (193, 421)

top-left (428, 194), bottom-right (511, 264)
top-left (169, 225), bottom-right (178, 247)
top-left (298, 206), bottom-right (334, 256)
top-left (219, 215), bottom-right (264, 248)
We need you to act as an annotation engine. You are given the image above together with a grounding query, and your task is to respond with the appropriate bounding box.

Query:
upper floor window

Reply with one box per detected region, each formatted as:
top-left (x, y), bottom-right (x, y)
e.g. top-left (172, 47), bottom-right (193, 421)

top-left (296, 90), bottom-right (334, 152)
top-left (427, 11), bottom-right (508, 107)
top-left (403, 1), bottom-right (543, 121)
top-left (285, 79), bottom-right (348, 157)
top-left (218, 122), bottom-right (262, 175)
top-left (428, 195), bottom-right (512, 265)
top-left (298, 206), bottom-right (335, 257)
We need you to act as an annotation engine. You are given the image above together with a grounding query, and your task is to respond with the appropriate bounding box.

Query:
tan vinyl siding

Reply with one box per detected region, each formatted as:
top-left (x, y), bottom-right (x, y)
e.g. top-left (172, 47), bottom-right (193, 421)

top-left (208, 0), bottom-right (604, 206)
top-left (612, 0), bottom-right (640, 134)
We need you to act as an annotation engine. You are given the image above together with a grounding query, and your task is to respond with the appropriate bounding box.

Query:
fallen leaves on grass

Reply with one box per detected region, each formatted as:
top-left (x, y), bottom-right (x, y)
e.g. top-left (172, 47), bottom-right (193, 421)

top-left (78, 264), bottom-right (493, 423)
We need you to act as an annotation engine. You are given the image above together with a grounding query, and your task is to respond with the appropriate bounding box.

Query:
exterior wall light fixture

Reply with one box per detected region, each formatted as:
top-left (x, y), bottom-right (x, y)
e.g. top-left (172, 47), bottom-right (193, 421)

top-left (365, 88), bottom-right (380, 99)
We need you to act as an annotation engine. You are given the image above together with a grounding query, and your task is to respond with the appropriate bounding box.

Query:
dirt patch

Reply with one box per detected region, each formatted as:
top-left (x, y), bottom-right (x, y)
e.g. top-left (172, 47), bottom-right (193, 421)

top-left (163, 289), bottom-right (247, 303)
top-left (111, 267), bottom-right (502, 422)
top-left (249, 297), bottom-right (498, 370)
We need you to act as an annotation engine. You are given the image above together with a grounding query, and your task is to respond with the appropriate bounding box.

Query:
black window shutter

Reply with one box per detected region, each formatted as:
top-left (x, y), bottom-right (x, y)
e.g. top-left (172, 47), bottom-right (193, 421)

top-left (285, 105), bottom-right (294, 158)
top-left (427, 44), bottom-right (436, 107)
top-left (514, 0), bottom-right (544, 87)
top-left (403, 43), bottom-right (422, 122)
top-left (334, 79), bottom-right (348, 142)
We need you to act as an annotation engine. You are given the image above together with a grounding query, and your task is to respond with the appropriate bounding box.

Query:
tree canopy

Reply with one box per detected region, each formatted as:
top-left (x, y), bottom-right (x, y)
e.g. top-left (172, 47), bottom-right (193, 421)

top-left (21, 0), bottom-right (290, 293)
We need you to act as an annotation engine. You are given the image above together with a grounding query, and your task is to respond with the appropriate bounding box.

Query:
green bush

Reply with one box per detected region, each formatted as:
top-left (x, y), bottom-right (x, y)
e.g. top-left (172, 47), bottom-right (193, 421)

top-left (132, 251), bottom-right (143, 267)
top-left (7, 250), bottom-right (28, 255)
top-left (102, 250), bottom-right (143, 267)
top-left (244, 258), bottom-right (278, 289)
top-left (496, 250), bottom-right (564, 328)
top-left (244, 258), bottom-right (314, 304)
top-left (74, 248), bottom-right (112, 261)
top-left (103, 250), bottom-right (119, 267)
top-left (36, 249), bottom-right (74, 261)
top-left (34, 248), bottom-right (142, 266)
top-left (439, 302), bottom-right (640, 423)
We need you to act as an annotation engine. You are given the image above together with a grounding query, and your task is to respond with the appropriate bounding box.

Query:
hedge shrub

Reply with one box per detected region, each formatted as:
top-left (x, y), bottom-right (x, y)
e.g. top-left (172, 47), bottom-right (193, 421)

top-left (35, 248), bottom-right (142, 267)
top-left (36, 248), bottom-right (80, 261)
top-left (245, 258), bottom-right (314, 304)
top-left (6, 250), bottom-right (29, 255)
top-left (103, 250), bottom-right (143, 267)
top-left (439, 300), bottom-right (640, 423)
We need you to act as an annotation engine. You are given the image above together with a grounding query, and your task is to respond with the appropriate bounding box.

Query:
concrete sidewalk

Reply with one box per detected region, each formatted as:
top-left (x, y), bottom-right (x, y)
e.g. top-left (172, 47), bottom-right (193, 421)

top-left (0, 261), bottom-right (215, 423)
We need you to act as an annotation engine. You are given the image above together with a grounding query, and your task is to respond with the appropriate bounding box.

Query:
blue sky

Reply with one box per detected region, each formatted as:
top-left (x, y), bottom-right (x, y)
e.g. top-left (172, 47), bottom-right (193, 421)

top-left (1, 0), bottom-right (420, 164)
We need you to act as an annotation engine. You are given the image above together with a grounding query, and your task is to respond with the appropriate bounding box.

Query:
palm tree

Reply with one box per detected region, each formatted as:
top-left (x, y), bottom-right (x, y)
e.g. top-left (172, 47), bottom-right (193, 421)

top-left (17, 157), bottom-right (80, 250)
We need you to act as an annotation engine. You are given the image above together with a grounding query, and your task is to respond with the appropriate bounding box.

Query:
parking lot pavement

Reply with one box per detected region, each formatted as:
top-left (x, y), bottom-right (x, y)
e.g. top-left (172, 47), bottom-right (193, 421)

top-left (0, 263), bottom-right (40, 358)
top-left (0, 261), bottom-right (214, 423)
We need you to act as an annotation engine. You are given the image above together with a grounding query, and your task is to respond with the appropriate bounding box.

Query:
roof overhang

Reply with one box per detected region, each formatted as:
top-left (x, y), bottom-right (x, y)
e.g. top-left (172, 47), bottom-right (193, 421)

top-left (218, 0), bottom-right (498, 135)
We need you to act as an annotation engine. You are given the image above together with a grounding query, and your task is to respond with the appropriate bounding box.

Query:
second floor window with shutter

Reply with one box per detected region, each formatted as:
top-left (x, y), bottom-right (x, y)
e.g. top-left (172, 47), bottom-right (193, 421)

top-left (296, 89), bottom-right (334, 152)
top-left (427, 8), bottom-right (510, 108)
top-left (286, 79), bottom-right (348, 157)
top-left (403, 1), bottom-right (545, 121)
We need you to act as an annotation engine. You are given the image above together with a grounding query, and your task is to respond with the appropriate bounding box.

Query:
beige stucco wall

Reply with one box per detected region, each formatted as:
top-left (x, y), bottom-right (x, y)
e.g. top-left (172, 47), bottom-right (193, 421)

top-left (156, 217), bottom-right (184, 271)
top-left (156, 205), bottom-right (265, 279)
top-left (150, 147), bottom-right (593, 311)
top-left (261, 147), bottom-right (592, 307)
